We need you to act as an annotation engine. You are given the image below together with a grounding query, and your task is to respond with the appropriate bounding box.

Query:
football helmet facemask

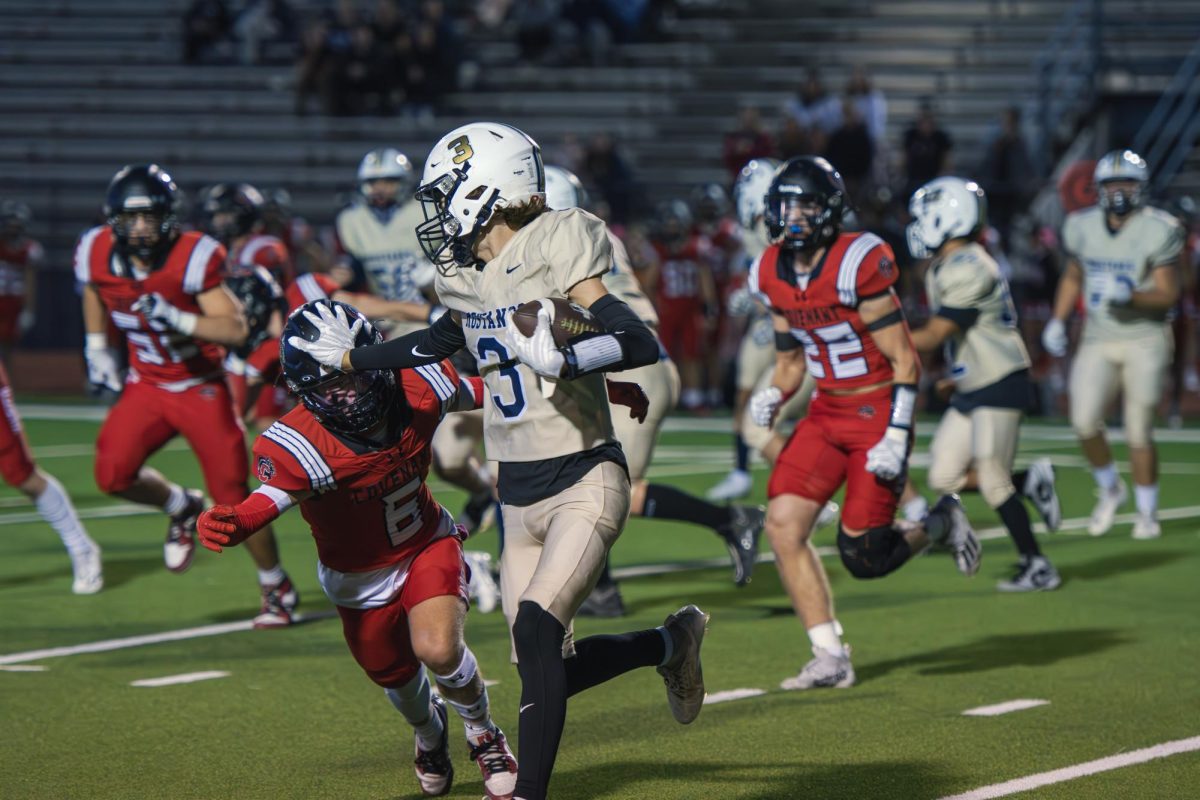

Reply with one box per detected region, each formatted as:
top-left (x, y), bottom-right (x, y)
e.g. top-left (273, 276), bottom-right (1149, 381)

top-left (1094, 149), bottom-right (1149, 217)
top-left (280, 299), bottom-right (396, 435)
top-left (415, 121), bottom-right (545, 274)
top-left (906, 176), bottom-right (988, 259)
top-left (105, 164), bottom-right (180, 265)
top-left (765, 157), bottom-right (847, 252)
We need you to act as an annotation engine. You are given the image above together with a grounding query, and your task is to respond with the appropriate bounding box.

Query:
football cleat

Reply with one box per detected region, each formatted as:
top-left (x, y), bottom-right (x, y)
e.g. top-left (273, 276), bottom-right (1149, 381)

top-left (706, 469), bottom-right (753, 502)
top-left (721, 505), bottom-right (764, 587)
top-left (253, 576), bottom-right (299, 628)
top-left (414, 695), bottom-right (453, 796)
top-left (577, 581), bottom-right (626, 618)
top-left (996, 555), bottom-right (1061, 592)
top-left (465, 551), bottom-right (499, 614)
top-left (164, 490), bottom-right (205, 573)
top-left (657, 604), bottom-right (709, 725)
top-left (780, 644), bottom-right (855, 690)
top-left (931, 494), bottom-right (981, 576)
top-left (1087, 481), bottom-right (1128, 536)
top-left (1022, 458), bottom-right (1061, 532)
top-left (459, 490), bottom-right (497, 535)
top-left (469, 726), bottom-right (518, 800)
top-left (71, 543), bottom-right (104, 595)
top-left (1132, 513), bottom-right (1161, 540)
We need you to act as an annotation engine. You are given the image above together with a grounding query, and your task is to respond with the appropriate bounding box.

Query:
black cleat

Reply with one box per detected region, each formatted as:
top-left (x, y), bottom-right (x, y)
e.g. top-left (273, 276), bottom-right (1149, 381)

top-left (720, 505), bottom-right (764, 587)
top-left (413, 695), bottom-right (453, 796)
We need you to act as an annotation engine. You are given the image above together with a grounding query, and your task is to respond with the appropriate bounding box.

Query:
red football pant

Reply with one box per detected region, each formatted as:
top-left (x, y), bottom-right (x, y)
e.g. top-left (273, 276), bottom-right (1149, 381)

top-left (94, 379), bottom-right (249, 505)
top-left (336, 536), bottom-right (470, 688)
top-left (0, 296), bottom-right (22, 343)
top-left (0, 364), bottom-right (35, 486)
top-left (658, 298), bottom-right (703, 361)
top-left (768, 385), bottom-right (904, 530)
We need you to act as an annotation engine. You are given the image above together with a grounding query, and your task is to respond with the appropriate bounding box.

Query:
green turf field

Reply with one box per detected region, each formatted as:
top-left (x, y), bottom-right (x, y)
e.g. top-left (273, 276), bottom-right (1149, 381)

top-left (2, 407), bottom-right (1198, 799)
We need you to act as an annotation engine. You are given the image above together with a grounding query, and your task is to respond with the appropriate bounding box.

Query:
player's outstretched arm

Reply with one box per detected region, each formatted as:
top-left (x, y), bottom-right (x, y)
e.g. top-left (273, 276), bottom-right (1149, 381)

top-left (334, 290), bottom-right (444, 325)
top-left (198, 485), bottom-right (306, 553)
top-left (348, 310), bottom-right (465, 371)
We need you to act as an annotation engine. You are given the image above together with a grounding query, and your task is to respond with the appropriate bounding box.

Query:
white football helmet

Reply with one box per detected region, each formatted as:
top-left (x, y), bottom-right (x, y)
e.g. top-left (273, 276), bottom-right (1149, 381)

top-left (734, 157), bottom-right (781, 230)
top-left (544, 164), bottom-right (587, 210)
top-left (357, 148), bottom-right (413, 190)
top-left (906, 176), bottom-right (988, 259)
top-left (415, 121), bottom-right (544, 273)
top-left (1094, 149), bottom-right (1148, 216)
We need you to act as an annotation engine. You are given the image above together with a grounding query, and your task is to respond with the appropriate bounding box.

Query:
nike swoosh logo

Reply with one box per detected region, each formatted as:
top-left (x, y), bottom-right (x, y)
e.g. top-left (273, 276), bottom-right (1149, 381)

top-left (505, 263), bottom-right (523, 274)
top-left (520, 703), bottom-right (535, 713)
top-left (412, 346), bottom-right (433, 358)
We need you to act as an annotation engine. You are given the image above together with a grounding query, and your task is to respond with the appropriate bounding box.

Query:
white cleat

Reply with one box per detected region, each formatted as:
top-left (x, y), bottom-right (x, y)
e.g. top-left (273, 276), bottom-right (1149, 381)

top-left (1087, 481), bottom-right (1128, 536)
top-left (1022, 458), bottom-right (1061, 532)
top-left (780, 645), bottom-right (855, 690)
top-left (71, 544), bottom-right (104, 595)
top-left (706, 469), bottom-right (753, 501)
top-left (931, 494), bottom-right (981, 576)
top-left (816, 501), bottom-right (839, 529)
top-left (1131, 513), bottom-right (1161, 540)
top-left (465, 551), bottom-right (499, 613)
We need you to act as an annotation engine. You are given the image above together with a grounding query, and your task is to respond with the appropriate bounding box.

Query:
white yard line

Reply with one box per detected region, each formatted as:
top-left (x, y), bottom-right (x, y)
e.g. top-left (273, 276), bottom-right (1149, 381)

top-left (0, 620), bottom-right (256, 665)
top-left (130, 670), bottom-right (230, 688)
top-left (704, 688), bottom-right (765, 705)
top-left (0, 503), bottom-right (158, 526)
top-left (962, 699), bottom-right (1049, 717)
top-left (0, 665), bottom-right (47, 672)
top-left (937, 735), bottom-right (1200, 800)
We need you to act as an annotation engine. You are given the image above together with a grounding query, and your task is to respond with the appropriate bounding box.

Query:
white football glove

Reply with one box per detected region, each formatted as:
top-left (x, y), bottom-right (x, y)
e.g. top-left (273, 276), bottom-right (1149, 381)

top-left (286, 301), bottom-right (362, 369)
top-left (505, 305), bottom-right (565, 379)
top-left (133, 292), bottom-right (197, 335)
top-left (1041, 318), bottom-right (1068, 358)
top-left (84, 334), bottom-right (124, 394)
top-left (726, 286), bottom-right (755, 317)
top-left (17, 309), bottom-right (34, 335)
top-left (865, 426), bottom-right (909, 481)
top-left (749, 385), bottom-right (783, 428)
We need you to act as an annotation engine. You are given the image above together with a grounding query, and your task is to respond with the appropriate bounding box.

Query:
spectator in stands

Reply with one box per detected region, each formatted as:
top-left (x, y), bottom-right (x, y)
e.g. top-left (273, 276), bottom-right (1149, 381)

top-left (182, 0), bottom-right (232, 64)
top-left (824, 99), bottom-right (874, 202)
top-left (723, 106), bottom-right (775, 179)
top-left (776, 116), bottom-right (814, 161)
top-left (583, 133), bottom-right (637, 225)
top-left (233, 0), bottom-right (297, 65)
top-left (335, 24), bottom-right (388, 115)
top-left (782, 68), bottom-right (841, 152)
top-left (977, 106), bottom-right (1036, 248)
top-left (902, 99), bottom-right (953, 197)
top-left (846, 67), bottom-right (887, 145)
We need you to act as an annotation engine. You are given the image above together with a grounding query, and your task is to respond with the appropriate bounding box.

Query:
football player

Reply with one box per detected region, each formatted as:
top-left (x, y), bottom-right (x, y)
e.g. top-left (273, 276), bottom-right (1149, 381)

top-left (290, 121), bottom-right (708, 800)
top-left (0, 200), bottom-right (42, 363)
top-left (203, 182), bottom-right (294, 286)
top-left (544, 164), bottom-right (765, 613)
top-left (0, 361), bottom-right (102, 594)
top-left (196, 301), bottom-right (518, 799)
top-left (75, 164), bottom-right (298, 627)
top-left (749, 157), bottom-right (980, 690)
top-left (907, 177), bottom-right (1062, 591)
top-left (1043, 150), bottom-right (1184, 539)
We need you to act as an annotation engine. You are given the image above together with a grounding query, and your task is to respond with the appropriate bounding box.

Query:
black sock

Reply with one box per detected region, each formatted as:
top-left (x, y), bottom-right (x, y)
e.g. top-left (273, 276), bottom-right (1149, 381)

top-left (512, 602), bottom-right (569, 800)
top-left (564, 628), bottom-right (665, 697)
top-left (1012, 469), bottom-right (1029, 491)
top-left (997, 492), bottom-right (1040, 557)
top-left (641, 483), bottom-right (734, 532)
top-left (735, 434), bottom-right (750, 472)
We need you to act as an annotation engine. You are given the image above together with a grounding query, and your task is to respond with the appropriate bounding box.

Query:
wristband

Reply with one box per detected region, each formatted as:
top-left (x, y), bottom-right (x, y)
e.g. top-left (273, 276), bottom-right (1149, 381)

top-left (174, 311), bottom-right (199, 336)
top-left (564, 334), bottom-right (623, 377)
top-left (889, 383), bottom-right (917, 430)
top-left (85, 332), bottom-right (109, 351)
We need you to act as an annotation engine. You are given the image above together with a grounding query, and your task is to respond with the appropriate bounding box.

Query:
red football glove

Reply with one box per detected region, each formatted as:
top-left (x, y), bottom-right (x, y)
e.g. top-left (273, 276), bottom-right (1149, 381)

top-left (606, 379), bottom-right (649, 424)
top-left (197, 505), bottom-right (252, 553)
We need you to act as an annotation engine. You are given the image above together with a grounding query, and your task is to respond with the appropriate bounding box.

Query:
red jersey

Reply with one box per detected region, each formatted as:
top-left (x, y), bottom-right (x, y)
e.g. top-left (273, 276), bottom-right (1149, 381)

top-left (751, 232), bottom-right (900, 392)
top-left (74, 227), bottom-right (227, 390)
top-left (232, 234), bottom-right (294, 287)
top-left (654, 236), bottom-right (712, 301)
top-left (0, 237), bottom-right (42, 298)
top-left (253, 361), bottom-right (462, 574)
top-left (286, 272), bottom-right (340, 312)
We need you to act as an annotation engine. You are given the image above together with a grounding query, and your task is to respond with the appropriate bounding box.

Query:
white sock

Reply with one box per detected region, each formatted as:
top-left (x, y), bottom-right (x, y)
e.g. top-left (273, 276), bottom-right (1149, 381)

top-left (1091, 463), bottom-right (1119, 493)
top-left (902, 495), bottom-right (929, 523)
top-left (1134, 484), bottom-right (1158, 517)
top-left (807, 622), bottom-right (846, 657)
top-left (35, 473), bottom-right (96, 556)
top-left (257, 565), bottom-right (286, 587)
top-left (162, 483), bottom-right (188, 516)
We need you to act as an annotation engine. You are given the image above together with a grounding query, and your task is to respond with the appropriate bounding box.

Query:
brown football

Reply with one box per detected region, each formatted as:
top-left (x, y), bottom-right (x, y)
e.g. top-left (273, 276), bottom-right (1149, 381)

top-left (512, 297), bottom-right (603, 347)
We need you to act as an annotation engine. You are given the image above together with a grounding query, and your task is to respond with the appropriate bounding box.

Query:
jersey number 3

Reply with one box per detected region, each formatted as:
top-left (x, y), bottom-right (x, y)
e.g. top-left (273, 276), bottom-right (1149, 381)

top-left (477, 336), bottom-right (527, 419)
top-left (793, 321), bottom-right (868, 381)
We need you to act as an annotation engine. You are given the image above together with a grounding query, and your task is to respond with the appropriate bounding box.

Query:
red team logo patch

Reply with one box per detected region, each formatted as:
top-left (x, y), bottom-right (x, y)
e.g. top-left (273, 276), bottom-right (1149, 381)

top-left (858, 405), bottom-right (876, 419)
top-left (256, 455), bottom-right (275, 482)
top-left (877, 257), bottom-right (895, 279)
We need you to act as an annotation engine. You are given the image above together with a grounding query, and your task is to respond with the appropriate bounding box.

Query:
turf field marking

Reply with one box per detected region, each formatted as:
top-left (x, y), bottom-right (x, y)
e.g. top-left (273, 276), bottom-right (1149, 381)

top-left (937, 734), bottom-right (1200, 799)
top-left (0, 665), bottom-right (47, 672)
top-left (0, 502), bottom-right (157, 526)
top-left (484, 679), bottom-right (501, 687)
top-left (961, 699), bottom-right (1049, 717)
top-left (704, 688), bottom-right (765, 705)
top-left (130, 670), bottom-right (230, 688)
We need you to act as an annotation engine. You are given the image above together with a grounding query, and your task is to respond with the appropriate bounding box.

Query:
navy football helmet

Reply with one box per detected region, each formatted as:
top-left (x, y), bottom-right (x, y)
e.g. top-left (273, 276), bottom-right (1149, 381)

top-left (104, 164), bottom-right (180, 264)
top-left (764, 156), bottom-right (847, 252)
top-left (280, 299), bottom-right (396, 435)
top-left (202, 182), bottom-right (264, 244)
top-left (223, 266), bottom-right (285, 359)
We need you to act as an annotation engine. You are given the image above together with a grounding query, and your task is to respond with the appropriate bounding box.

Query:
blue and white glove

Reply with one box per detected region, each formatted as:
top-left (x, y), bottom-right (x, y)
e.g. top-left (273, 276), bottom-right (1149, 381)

top-left (865, 427), bottom-right (909, 481)
top-left (1108, 276), bottom-right (1135, 308)
top-left (287, 301), bottom-right (362, 369)
top-left (84, 333), bottom-right (124, 394)
top-left (1041, 318), bottom-right (1068, 358)
top-left (505, 306), bottom-right (565, 378)
top-left (749, 385), bottom-right (783, 428)
top-left (133, 292), bottom-right (197, 335)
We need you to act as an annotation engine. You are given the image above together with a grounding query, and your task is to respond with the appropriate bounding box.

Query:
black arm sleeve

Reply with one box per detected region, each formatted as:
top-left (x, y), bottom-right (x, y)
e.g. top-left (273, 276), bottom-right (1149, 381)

top-left (562, 294), bottom-right (660, 378)
top-left (348, 311), bottom-right (466, 371)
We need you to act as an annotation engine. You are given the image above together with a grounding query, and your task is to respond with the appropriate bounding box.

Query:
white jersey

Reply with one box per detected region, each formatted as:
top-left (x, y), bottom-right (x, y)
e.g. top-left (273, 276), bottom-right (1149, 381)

top-left (602, 231), bottom-right (658, 327)
top-left (925, 242), bottom-right (1030, 393)
top-left (435, 208), bottom-right (615, 464)
top-left (1062, 205), bottom-right (1184, 342)
top-left (336, 200), bottom-right (435, 336)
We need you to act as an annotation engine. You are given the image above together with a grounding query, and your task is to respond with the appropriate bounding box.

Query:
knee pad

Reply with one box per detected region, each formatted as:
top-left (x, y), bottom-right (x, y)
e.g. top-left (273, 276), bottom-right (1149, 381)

top-left (434, 646), bottom-right (478, 689)
top-left (837, 525), bottom-right (911, 580)
top-left (977, 458), bottom-right (1016, 509)
top-left (1124, 402), bottom-right (1154, 449)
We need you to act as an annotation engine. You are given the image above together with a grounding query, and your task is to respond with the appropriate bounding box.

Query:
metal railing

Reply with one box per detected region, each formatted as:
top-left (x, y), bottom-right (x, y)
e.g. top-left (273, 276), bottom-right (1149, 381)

top-left (1132, 36), bottom-right (1200, 195)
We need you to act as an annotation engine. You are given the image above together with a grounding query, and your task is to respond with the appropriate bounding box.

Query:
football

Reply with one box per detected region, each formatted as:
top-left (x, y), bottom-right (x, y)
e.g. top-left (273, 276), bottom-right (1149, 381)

top-left (512, 297), bottom-right (603, 347)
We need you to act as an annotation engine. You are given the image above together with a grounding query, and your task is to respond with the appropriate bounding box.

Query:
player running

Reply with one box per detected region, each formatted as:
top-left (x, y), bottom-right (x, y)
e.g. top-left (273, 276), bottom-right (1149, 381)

top-left (749, 157), bottom-right (980, 690)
